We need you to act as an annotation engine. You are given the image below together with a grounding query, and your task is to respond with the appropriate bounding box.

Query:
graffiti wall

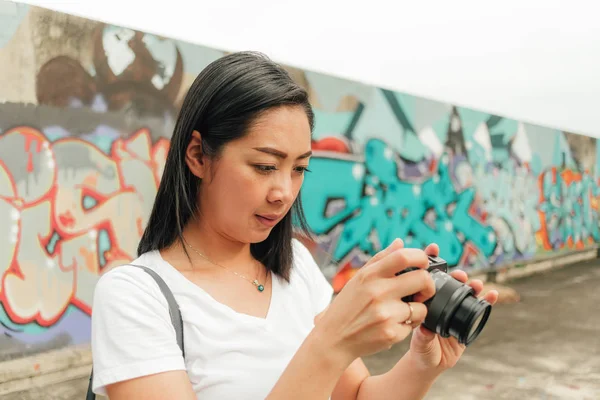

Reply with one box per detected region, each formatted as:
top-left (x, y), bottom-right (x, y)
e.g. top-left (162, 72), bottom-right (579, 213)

top-left (302, 109), bottom-right (600, 290)
top-left (0, 1), bottom-right (598, 358)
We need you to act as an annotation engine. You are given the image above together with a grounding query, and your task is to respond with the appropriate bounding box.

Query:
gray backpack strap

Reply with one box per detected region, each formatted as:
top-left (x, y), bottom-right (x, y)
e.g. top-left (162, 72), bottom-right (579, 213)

top-left (128, 264), bottom-right (185, 356)
top-left (86, 264), bottom-right (184, 399)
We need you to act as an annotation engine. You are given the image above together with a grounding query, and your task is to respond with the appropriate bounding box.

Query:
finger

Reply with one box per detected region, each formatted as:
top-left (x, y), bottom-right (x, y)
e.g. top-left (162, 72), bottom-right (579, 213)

top-left (450, 271), bottom-right (483, 295)
top-left (388, 321), bottom-right (413, 347)
top-left (376, 248), bottom-right (429, 278)
top-left (450, 270), bottom-right (468, 283)
top-left (391, 268), bottom-right (436, 300)
top-left (400, 301), bottom-right (428, 328)
top-left (364, 238), bottom-right (404, 269)
top-left (424, 243), bottom-right (439, 257)
top-left (483, 290), bottom-right (499, 305)
top-left (363, 315), bottom-right (413, 350)
top-left (372, 299), bottom-right (426, 326)
top-left (468, 279), bottom-right (484, 296)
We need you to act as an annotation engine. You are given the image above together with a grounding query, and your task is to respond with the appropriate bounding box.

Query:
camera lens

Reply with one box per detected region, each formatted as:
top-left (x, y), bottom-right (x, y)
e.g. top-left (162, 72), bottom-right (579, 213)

top-left (447, 292), bottom-right (492, 345)
top-left (399, 268), bottom-right (492, 346)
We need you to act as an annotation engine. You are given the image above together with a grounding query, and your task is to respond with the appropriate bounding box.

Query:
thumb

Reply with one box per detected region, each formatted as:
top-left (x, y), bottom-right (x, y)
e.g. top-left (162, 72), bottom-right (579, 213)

top-left (411, 325), bottom-right (437, 352)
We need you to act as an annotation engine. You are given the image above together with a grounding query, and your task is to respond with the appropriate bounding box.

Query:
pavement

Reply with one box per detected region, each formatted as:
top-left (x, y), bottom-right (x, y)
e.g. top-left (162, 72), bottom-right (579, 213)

top-left (3, 258), bottom-right (600, 399)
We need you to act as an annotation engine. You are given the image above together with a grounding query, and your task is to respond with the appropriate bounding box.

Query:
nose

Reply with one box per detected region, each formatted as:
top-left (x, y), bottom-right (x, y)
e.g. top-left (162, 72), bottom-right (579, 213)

top-left (267, 174), bottom-right (294, 204)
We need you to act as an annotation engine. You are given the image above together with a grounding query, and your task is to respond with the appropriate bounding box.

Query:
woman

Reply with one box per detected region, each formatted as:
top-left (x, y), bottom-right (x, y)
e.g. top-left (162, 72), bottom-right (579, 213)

top-left (91, 51), bottom-right (498, 399)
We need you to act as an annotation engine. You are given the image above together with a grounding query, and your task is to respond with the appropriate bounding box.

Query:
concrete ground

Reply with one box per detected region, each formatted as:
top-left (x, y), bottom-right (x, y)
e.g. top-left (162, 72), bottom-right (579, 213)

top-left (363, 258), bottom-right (600, 400)
top-left (3, 259), bottom-right (600, 399)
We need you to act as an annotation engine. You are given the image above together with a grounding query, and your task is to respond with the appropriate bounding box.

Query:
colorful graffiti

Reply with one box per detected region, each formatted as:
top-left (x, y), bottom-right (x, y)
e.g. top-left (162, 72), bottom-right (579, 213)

top-left (0, 126), bottom-right (167, 320)
top-left (302, 139), bottom-right (497, 267)
top-left (0, 124), bottom-right (169, 354)
top-left (0, 3), bottom-right (201, 358)
top-left (300, 95), bottom-right (600, 289)
top-left (0, 1), bottom-right (599, 358)
top-left (36, 24), bottom-right (184, 119)
top-left (538, 168), bottom-right (600, 250)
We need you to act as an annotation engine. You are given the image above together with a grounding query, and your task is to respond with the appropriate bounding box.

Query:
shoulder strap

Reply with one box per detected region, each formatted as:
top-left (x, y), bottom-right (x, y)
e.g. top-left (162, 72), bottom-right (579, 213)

top-left (129, 264), bottom-right (185, 355)
top-left (86, 264), bottom-right (184, 400)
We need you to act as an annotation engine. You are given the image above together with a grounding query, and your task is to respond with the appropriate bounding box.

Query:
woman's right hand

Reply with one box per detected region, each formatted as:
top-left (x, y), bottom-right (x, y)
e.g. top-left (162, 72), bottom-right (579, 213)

top-left (312, 239), bottom-right (435, 364)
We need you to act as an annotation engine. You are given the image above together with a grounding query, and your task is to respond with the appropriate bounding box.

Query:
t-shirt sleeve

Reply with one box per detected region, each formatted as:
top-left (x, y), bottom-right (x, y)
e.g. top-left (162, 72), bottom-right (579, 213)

top-left (90, 265), bottom-right (186, 395)
top-left (292, 239), bottom-right (335, 316)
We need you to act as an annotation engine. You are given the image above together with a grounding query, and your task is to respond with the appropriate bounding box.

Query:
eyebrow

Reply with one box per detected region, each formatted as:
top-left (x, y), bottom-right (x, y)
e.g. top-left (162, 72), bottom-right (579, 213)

top-left (253, 147), bottom-right (312, 159)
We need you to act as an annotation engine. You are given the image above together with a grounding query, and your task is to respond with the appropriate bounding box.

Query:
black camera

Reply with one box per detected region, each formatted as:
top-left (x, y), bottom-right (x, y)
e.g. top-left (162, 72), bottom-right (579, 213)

top-left (395, 255), bottom-right (492, 346)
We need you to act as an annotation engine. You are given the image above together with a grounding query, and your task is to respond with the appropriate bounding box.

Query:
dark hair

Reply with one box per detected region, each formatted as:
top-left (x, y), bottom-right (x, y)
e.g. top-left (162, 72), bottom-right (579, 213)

top-left (137, 51), bottom-right (314, 282)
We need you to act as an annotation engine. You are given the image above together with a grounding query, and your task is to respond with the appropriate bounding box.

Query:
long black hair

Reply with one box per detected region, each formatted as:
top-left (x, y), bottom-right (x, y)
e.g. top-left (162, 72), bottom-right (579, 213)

top-left (137, 51), bottom-right (314, 282)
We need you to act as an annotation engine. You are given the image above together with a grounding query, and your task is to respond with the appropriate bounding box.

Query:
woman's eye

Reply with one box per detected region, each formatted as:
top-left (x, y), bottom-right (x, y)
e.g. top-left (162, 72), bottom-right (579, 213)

top-left (253, 165), bottom-right (311, 175)
top-left (254, 165), bottom-right (276, 173)
top-left (295, 166), bottom-right (311, 174)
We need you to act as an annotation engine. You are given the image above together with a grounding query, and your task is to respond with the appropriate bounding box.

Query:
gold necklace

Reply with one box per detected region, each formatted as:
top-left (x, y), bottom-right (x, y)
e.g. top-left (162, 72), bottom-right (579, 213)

top-left (185, 242), bottom-right (266, 293)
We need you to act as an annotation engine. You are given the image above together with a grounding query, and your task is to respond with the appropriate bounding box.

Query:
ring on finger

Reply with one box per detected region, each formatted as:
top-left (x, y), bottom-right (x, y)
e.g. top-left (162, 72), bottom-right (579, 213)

top-left (404, 302), bottom-right (414, 325)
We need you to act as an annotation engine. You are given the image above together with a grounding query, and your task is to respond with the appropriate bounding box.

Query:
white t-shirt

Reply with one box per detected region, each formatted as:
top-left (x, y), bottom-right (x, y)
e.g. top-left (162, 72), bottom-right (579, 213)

top-left (91, 239), bottom-right (334, 399)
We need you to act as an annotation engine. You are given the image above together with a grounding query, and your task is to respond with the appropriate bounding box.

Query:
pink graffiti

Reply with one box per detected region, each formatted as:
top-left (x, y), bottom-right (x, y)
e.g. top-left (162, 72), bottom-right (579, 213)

top-left (0, 127), bottom-right (169, 326)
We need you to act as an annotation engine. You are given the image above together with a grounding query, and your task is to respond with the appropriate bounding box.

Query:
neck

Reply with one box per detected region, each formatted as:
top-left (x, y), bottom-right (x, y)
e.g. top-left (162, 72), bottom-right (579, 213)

top-left (181, 214), bottom-right (254, 268)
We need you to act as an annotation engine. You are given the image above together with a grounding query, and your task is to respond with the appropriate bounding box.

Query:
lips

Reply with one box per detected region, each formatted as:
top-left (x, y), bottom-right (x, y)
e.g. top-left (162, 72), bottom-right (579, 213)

top-left (255, 214), bottom-right (282, 227)
top-left (258, 214), bottom-right (282, 220)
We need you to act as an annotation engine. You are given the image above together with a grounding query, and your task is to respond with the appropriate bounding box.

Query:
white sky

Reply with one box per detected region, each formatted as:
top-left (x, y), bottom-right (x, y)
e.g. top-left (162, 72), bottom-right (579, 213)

top-left (16, 0), bottom-right (600, 138)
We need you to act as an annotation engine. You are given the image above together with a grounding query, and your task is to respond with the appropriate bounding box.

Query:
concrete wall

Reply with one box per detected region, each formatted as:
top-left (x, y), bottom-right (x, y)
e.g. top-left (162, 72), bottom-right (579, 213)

top-left (0, 1), bottom-right (598, 359)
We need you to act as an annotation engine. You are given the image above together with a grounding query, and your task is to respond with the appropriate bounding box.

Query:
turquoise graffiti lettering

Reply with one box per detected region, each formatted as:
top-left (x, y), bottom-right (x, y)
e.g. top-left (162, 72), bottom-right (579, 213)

top-left (301, 139), bottom-right (497, 266)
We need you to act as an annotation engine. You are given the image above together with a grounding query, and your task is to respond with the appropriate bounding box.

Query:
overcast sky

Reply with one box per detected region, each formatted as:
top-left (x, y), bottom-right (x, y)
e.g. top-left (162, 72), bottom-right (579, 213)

top-left (16, 0), bottom-right (600, 138)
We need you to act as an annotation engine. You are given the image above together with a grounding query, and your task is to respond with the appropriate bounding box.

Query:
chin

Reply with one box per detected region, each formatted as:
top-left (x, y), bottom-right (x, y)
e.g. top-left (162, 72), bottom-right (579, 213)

top-left (251, 231), bottom-right (272, 244)
top-left (243, 227), bottom-right (275, 244)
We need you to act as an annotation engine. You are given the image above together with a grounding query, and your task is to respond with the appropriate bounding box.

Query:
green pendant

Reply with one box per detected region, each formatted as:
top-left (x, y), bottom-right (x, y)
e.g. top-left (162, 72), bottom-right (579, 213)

top-left (257, 284), bottom-right (265, 292)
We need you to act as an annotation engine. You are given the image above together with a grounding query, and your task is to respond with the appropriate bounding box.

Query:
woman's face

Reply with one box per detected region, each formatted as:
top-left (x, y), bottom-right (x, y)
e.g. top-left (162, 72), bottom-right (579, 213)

top-left (196, 105), bottom-right (312, 244)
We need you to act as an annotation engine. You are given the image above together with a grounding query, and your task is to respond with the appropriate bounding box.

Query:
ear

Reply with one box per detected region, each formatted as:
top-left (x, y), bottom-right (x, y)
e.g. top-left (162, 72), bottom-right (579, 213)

top-left (185, 130), bottom-right (207, 179)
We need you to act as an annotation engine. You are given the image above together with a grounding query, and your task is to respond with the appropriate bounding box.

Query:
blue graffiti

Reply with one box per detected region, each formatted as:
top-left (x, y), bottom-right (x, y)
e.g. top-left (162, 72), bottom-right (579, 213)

top-left (302, 139), bottom-right (497, 266)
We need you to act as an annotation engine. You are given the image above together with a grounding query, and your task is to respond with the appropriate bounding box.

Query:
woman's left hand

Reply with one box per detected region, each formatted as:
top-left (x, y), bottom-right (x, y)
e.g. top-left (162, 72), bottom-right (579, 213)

top-left (407, 243), bottom-right (499, 373)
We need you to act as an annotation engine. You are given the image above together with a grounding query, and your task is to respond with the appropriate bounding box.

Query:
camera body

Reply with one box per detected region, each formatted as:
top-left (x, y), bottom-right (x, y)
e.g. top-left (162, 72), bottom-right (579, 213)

top-left (395, 255), bottom-right (492, 346)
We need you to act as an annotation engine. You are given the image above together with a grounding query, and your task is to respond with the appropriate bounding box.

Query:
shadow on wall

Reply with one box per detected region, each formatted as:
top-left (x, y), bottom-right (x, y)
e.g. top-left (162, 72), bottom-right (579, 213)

top-left (0, 3), bottom-right (598, 357)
